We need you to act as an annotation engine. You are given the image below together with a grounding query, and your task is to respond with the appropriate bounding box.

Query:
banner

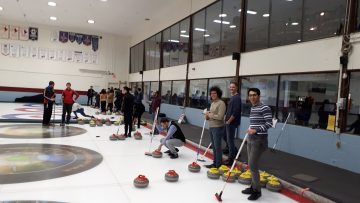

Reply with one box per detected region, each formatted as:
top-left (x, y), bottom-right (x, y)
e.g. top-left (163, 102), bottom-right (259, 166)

top-left (91, 35), bottom-right (99, 51)
top-left (19, 27), bottom-right (29, 41)
top-left (59, 31), bottom-right (69, 43)
top-left (29, 27), bottom-right (38, 41)
top-left (1, 43), bottom-right (10, 56)
top-left (38, 48), bottom-right (48, 59)
top-left (0, 25), bottom-right (9, 39)
top-left (9, 44), bottom-right (20, 57)
top-left (10, 26), bottom-right (19, 40)
top-left (30, 47), bottom-right (38, 58)
top-left (20, 45), bottom-right (29, 57)
top-left (48, 49), bottom-right (56, 60)
top-left (75, 33), bottom-right (83, 44)
top-left (82, 35), bottom-right (92, 46)
top-left (69, 32), bottom-right (75, 43)
top-left (74, 51), bottom-right (83, 63)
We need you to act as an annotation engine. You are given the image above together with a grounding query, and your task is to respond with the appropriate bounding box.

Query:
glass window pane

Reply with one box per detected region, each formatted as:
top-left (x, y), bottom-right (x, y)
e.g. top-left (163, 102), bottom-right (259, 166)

top-left (150, 81), bottom-right (159, 96)
top-left (163, 28), bottom-right (171, 68)
top-left (278, 73), bottom-right (338, 129)
top-left (358, 4), bottom-right (360, 31)
top-left (204, 1), bottom-right (222, 60)
top-left (170, 24), bottom-right (180, 66)
top-left (138, 42), bottom-right (144, 72)
top-left (144, 82), bottom-right (151, 102)
top-left (303, 0), bottom-right (346, 41)
top-left (179, 18), bottom-right (190, 65)
top-left (208, 78), bottom-right (234, 106)
top-left (221, 0), bottom-right (241, 56)
top-left (161, 81), bottom-right (172, 104)
top-left (241, 76), bottom-right (278, 116)
top-left (245, 0), bottom-right (270, 51)
top-left (270, 0), bottom-right (302, 47)
top-left (145, 39), bottom-right (151, 70)
top-left (189, 79), bottom-right (208, 109)
top-left (348, 72), bottom-right (360, 135)
top-left (155, 33), bottom-right (161, 69)
top-left (130, 47), bottom-right (135, 73)
top-left (172, 80), bottom-right (186, 106)
top-left (193, 10), bottom-right (206, 62)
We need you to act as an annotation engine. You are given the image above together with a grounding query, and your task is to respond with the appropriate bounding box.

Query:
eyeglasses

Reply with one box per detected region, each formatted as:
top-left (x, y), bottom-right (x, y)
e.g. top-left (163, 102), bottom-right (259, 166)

top-left (248, 94), bottom-right (258, 97)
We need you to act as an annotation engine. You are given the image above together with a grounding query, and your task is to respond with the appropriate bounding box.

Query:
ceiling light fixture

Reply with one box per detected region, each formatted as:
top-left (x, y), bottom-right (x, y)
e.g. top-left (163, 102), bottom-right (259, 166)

top-left (180, 30), bottom-right (186, 33)
top-left (297, 39), bottom-right (301, 42)
top-left (204, 34), bottom-right (210, 37)
top-left (310, 27), bottom-right (317, 31)
top-left (238, 9), bottom-right (242, 12)
top-left (263, 14), bottom-right (270, 17)
top-left (48, 2), bottom-right (56, 7)
top-left (50, 16), bottom-right (57, 21)
top-left (195, 28), bottom-right (206, 32)
top-left (180, 34), bottom-right (189, 38)
top-left (219, 14), bottom-right (227, 18)
top-left (0, 6), bottom-right (3, 11)
top-left (247, 10), bottom-right (257, 15)
top-left (168, 39), bottom-right (180, 43)
top-left (291, 22), bottom-right (299, 25)
top-left (320, 12), bottom-right (325, 16)
top-left (100, 0), bottom-right (108, 2)
top-left (230, 25), bottom-right (236, 28)
top-left (88, 19), bottom-right (95, 24)
top-left (213, 20), bottom-right (222, 24)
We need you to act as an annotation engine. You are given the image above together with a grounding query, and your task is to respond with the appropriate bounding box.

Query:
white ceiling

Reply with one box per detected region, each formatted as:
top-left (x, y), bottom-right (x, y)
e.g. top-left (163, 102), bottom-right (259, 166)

top-left (0, 0), bottom-right (184, 36)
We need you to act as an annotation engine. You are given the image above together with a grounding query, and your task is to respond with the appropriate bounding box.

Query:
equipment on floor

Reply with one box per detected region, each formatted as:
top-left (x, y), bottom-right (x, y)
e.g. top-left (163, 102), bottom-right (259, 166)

top-left (197, 142), bottom-right (212, 162)
top-left (145, 107), bottom-right (159, 156)
top-left (215, 133), bottom-right (248, 202)
top-left (207, 168), bottom-right (221, 179)
top-left (271, 112), bottom-right (291, 152)
top-left (188, 162), bottom-right (201, 173)
top-left (165, 170), bottom-right (179, 182)
top-left (133, 175), bottom-right (149, 188)
top-left (192, 108), bottom-right (207, 164)
top-left (134, 131), bottom-right (142, 140)
top-left (152, 149), bottom-right (162, 158)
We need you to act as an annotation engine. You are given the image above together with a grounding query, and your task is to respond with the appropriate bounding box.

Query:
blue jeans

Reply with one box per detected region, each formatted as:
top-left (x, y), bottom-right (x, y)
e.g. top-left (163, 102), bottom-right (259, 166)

top-left (225, 124), bottom-right (237, 163)
top-left (209, 127), bottom-right (224, 167)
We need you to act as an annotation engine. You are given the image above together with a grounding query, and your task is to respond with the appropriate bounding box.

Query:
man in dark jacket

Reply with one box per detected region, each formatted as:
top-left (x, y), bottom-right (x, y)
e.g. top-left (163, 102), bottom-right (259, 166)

top-left (121, 86), bottom-right (134, 137)
top-left (61, 82), bottom-right (79, 126)
top-left (42, 81), bottom-right (56, 127)
top-left (87, 86), bottom-right (95, 106)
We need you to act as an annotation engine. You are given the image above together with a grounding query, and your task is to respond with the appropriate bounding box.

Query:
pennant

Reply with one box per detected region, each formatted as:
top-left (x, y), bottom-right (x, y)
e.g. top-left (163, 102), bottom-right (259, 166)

top-left (29, 27), bottom-right (38, 41)
top-left (69, 32), bottom-right (76, 43)
top-left (0, 25), bottom-right (10, 39)
top-left (19, 27), bottom-right (29, 41)
top-left (30, 47), bottom-right (38, 58)
top-left (59, 31), bottom-right (69, 43)
top-left (10, 25), bottom-right (19, 40)
top-left (91, 35), bottom-right (99, 51)
top-left (9, 44), bottom-right (20, 57)
top-left (1, 43), bottom-right (10, 56)
top-left (50, 30), bottom-right (58, 42)
top-left (75, 33), bottom-right (83, 44)
top-left (82, 35), bottom-right (92, 46)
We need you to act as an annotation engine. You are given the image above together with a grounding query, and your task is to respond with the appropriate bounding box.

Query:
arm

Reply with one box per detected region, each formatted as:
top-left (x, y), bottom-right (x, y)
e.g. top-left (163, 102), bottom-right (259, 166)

top-left (227, 96), bottom-right (242, 124)
top-left (161, 125), bottom-right (177, 145)
top-left (73, 90), bottom-right (80, 101)
top-left (255, 106), bottom-right (273, 133)
top-left (209, 102), bottom-right (226, 121)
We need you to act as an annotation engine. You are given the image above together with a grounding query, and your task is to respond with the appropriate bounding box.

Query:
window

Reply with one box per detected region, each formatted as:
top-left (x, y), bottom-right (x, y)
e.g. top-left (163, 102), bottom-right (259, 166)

top-left (348, 72), bottom-right (360, 135)
top-left (172, 80), bottom-right (186, 106)
top-left (204, 1), bottom-right (222, 60)
top-left (241, 75), bottom-right (278, 116)
top-left (358, 3), bottom-right (360, 31)
top-left (269, 0), bottom-right (302, 47)
top-left (143, 82), bottom-right (151, 102)
top-left (209, 78), bottom-right (234, 106)
top-left (303, 0), bottom-right (346, 41)
top-left (179, 18), bottom-right (190, 65)
top-left (130, 42), bottom-right (144, 73)
top-left (189, 79), bottom-right (208, 109)
top-left (221, 0), bottom-right (242, 56)
top-left (170, 24), bottom-right (180, 67)
top-left (145, 33), bottom-right (161, 70)
top-left (150, 81), bottom-right (159, 97)
top-left (163, 28), bottom-right (171, 68)
top-left (245, 0), bottom-right (270, 51)
top-left (278, 73), bottom-right (338, 128)
top-left (161, 81), bottom-right (172, 104)
top-left (193, 10), bottom-right (206, 62)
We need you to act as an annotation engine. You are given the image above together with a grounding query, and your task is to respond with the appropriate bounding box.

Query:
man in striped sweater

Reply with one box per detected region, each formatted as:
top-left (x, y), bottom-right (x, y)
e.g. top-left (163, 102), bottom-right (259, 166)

top-left (242, 88), bottom-right (273, 201)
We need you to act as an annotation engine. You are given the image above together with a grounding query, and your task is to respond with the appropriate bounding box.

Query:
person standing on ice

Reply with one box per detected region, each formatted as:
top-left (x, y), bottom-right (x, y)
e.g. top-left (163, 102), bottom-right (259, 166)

top-left (155, 118), bottom-right (186, 159)
top-left (242, 88), bottom-right (273, 201)
top-left (42, 81), bottom-right (56, 127)
top-left (61, 82), bottom-right (79, 126)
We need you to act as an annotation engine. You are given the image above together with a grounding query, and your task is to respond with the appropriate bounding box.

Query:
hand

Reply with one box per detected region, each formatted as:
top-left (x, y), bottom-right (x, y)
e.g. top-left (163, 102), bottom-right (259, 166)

top-left (246, 128), bottom-right (257, 135)
top-left (51, 98), bottom-right (55, 101)
top-left (225, 121), bottom-right (231, 125)
top-left (157, 145), bottom-right (162, 151)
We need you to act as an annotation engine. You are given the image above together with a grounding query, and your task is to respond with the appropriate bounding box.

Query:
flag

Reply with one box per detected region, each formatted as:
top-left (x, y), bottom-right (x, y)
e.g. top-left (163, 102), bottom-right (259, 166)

top-left (59, 31), bottom-right (69, 43)
top-left (10, 26), bottom-right (19, 40)
top-left (29, 27), bottom-right (38, 41)
top-left (19, 27), bottom-right (29, 41)
top-left (0, 25), bottom-right (9, 39)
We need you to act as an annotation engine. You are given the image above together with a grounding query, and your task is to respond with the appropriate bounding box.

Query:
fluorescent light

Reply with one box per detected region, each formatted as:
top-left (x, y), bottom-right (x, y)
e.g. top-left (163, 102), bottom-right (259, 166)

top-left (238, 9), bottom-right (242, 12)
top-left (204, 34), bottom-right (210, 37)
top-left (48, 1), bottom-right (56, 7)
top-left (180, 30), bottom-right (186, 33)
top-left (320, 12), bottom-right (325, 16)
top-left (263, 13), bottom-right (270, 17)
top-left (219, 13), bottom-right (227, 18)
top-left (100, 0), bottom-right (108, 2)
top-left (310, 27), bottom-right (317, 31)
top-left (247, 10), bottom-right (257, 15)
top-left (180, 34), bottom-right (189, 38)
top-left (50, 16), bottom-right (57, 21)
top-left (88, 19), bottom-right (95, 24)
top-left (230, 25), bottom-right (236, 28)
top-left (222, 21), bottom-right (230, 25)
top-left (286, 0), bottom-right (293, 1)
top-left (0, 6), bottom-right (3, 11)
top-left (297, 39), bottom-right (301, 42)
top-left (291, 22), bottom-right (299, 25)
top-left (213, 20), bottom-right (222, 24)
top-left (168, 39), bottom-right (180, 43)
top-left (195, 28), bottom-right (206, 32)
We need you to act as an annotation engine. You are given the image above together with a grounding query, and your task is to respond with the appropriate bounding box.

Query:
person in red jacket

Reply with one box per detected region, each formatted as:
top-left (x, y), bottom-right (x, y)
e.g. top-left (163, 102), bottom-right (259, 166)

top-left (61, 82), bottom-right (79, 126)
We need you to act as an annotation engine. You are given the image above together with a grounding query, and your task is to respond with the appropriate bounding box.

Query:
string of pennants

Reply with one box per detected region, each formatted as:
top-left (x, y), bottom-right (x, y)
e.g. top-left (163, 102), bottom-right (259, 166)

top-left (0, 24), bottom-right (38, 41)
top-left (59, 31), bottom-right (99, 52)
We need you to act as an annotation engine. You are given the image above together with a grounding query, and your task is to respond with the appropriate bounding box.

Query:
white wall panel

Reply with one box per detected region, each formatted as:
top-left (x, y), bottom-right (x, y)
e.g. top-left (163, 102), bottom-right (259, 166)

top-left (189, 56), bottom-right (237, 79)
top-left (160, 64), bottom-right (187, 81)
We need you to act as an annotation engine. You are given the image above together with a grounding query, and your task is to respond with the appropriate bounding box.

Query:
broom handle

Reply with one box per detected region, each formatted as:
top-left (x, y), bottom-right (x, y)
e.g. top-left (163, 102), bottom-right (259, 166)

top-left (148, 107), bottom-right (159, 152)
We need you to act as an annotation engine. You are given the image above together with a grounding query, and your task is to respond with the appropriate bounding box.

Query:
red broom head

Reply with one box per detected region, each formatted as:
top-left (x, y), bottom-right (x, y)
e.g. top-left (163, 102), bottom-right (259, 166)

top-left (215, 192), bottom-right (223, 202)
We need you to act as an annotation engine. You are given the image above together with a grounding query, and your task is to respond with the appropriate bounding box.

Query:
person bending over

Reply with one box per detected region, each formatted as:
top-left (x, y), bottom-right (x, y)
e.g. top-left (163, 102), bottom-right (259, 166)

top-left (72, 103), bottom-right (94, 119)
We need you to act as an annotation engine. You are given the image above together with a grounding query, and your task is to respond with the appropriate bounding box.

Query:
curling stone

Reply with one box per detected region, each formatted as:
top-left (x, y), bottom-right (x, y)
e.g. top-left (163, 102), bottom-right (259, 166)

top-left (152, 150), bottom-right (163, 158)
top-left (188, 162), bottom-right (201, 173)
top-left (89, 120), bottom-right (96, 127)
top-left (119, 115), bottom-right (124, 123)
top-left (107, 111), bottom-right (112, 115)
top-left (260, 171), bottom-right (270, 179)
top-left (260, 175), bottom-right (268, 188)
top-left (133, 175), bottom-right (149, 188)
top-left (140, 120), bottom-right (147, 126)
top-left (266, 180), bottom-right (282, 192)
top-left (230, 167), bottom-right (242, 178)
top-left (96, 119), bottom-right (103, 126)
top-left (77, 118), bottom-right (85, 125)
top-left (267, 175), bottom-right (279, 182)
top-left (165, 170), bottom-right (179, 182)
top-left (218, 165), bottom-right (229, 174)
top-left (102, 112), bottom-right (106, 115)
top-left (134, 131), bottom-right (142, 140)
top-left (238, 172), bottom-right (252, 185)
top-left (207, 168), bottom-right (221, 180)
top-left (105, 119), bottom-right (112, 126)
top-left (222, 171), bottom-right (236, 183)
top-left (95, 111), bottom-right (100, 115)
top-left (114, 121), bottom-right (120, 126)
top-left (115, 112), bottom-right (120, 115)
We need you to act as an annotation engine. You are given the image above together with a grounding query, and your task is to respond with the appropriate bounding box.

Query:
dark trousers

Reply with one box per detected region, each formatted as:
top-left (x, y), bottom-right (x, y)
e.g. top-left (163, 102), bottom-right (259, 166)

top-left (42, 103), bottom-right (53, 125)
top-left (247, 138), bottom-right (267, 191)
top-left (74, 108), bottom-right (92, 118)
top-left (135, 112), bottom-right (143, 128)
top-left (87, 96), bottom-right (93, 106)
top-left (101, 101), bottom-right (106, 112)
top-left (209, 127), bottom-right (224, 167)
top-left (61, 103), bottom-right (73, 124)
top-left (115, 100), bottom-right (121, 112)
top-left (108, 103), bottom-right (113, 112)
top-left (124, 113), bottom-right (133, 136)
top-left (225, 124), bottom-right (238, 163)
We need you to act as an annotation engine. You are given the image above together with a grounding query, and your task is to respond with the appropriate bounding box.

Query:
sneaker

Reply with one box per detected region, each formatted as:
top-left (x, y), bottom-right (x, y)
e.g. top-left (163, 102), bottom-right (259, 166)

top-left (248, 191), bottom-right (261, 201)
top-left (169, 153), bottom-right (178, 159)
top-left (74, 117), bottom-right (79, 119)
top-left (242, 187), bottom-right (254, 195)
top-left (164, 148), bottom-right (179, 154)
top-left (127, 134), bottom-right (131, 138)
top-left (222, 148), bottom-right (229, 155)
top-left (205, 164), bottom-right (216, 169)
top-left (223, 160), bottom-right (234, 166)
